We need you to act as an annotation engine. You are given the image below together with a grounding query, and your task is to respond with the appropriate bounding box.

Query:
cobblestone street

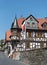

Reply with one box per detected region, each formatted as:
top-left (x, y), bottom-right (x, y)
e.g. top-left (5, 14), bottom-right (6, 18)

top-left (0, 51), bottom-right (27, 65)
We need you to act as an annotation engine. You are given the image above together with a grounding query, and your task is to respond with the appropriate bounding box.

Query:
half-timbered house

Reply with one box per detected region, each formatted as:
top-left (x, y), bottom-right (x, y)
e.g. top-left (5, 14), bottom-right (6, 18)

top-left (5, 15), bottom-right (47, 51)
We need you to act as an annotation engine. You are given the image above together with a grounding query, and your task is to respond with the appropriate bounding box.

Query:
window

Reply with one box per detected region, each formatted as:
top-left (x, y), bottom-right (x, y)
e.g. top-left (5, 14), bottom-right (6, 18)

top-left (44, 43), bottom-right (46, 47)
top-left (12, 31), bottom-right (17, 35)
top-left (43, 23), bottom-right (46, 28)
top-left (26, 22), bottom-right (30, 27)
top-left (27, 32), bottom-right (31, 38)
top-left (32, 22), bottom-right (35, 24)
top-left (36, 43), bottom-right (40, 48)
top-left (11, 36), bottom-right (16, 39)
top-left (42, 22), bottom-right (47, 28)
top-left (32, 22), bottom-right (35, 28)
top-left (30, 43), bottom-right (36, 49)
top-left (30, 17), bottom-right (33, 21)
top-left (36, 32), bottom-right (42, 38)
top-left (25, 42), bottom-right (30, 48)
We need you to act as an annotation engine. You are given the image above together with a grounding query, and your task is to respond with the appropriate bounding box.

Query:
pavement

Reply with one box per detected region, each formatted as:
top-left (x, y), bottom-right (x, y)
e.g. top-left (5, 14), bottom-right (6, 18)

top-left (0, 51), bottom-right (28, 65)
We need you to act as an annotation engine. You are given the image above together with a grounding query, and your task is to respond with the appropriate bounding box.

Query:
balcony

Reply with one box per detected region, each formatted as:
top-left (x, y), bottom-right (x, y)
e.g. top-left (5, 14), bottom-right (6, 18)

top-left (11, 36), bottom-right (19, 40)
top-left (20, 37), bottom-right (47, 42)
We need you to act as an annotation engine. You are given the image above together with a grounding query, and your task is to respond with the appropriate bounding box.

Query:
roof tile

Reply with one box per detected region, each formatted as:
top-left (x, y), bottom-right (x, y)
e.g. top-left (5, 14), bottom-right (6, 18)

top-left (5, 30), bottom-right (11, 41)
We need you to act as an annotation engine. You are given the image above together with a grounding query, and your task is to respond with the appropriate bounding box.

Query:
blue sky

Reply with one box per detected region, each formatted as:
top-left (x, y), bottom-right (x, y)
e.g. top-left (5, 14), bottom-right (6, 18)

top-left (0, 0), bottom-right (47, 39)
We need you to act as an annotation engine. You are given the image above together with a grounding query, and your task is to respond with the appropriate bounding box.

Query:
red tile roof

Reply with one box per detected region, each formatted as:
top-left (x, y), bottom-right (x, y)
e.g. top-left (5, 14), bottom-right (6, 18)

top-left (5, 17), bottom-right (47, 41)
top-left (18, 18), bottom-right (47, 29)
top-left (37, 18), bottom-right (47, 29)
top-left (5, 30), bottom-right (11, 41)
top-left (18, 18), bottom-right (25, 28)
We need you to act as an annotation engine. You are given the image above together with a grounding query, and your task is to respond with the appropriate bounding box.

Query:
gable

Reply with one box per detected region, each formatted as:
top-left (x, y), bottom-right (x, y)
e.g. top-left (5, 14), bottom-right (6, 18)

top-left (22, 15), bottom-right (39, 29)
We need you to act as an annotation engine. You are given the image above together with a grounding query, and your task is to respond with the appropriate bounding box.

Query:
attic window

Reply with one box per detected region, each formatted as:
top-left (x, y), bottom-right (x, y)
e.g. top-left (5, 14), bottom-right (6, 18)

top-left (32, 22), bottom-right (35, 28)
top-left (32, 22), bottom-right (35, 24)
top-left (30, 17), bottom-right (33, 21)
top-left (27, 22), bottom-right (30, 27)
top-left (42, 22), bottom-right (47, 28)
top-left (43, 23), bottom-right (46, 27)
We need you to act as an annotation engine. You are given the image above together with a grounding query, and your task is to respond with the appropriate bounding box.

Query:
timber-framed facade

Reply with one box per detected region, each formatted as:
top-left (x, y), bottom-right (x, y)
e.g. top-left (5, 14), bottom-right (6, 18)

top-left (5, 15), bottom-right (47, 51)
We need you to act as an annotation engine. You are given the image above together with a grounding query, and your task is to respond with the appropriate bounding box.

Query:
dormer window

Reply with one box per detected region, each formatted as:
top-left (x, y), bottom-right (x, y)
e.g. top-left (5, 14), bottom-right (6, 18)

top-left (42, 22), bottom-right (47, 28)
top-left (43, 23), bottom-right (46, 28)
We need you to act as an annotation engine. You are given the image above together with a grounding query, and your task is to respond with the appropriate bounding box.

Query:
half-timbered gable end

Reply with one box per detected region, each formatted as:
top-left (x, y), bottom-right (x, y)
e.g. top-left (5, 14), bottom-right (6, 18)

top-left (22, 15), bottom-right (39, 29)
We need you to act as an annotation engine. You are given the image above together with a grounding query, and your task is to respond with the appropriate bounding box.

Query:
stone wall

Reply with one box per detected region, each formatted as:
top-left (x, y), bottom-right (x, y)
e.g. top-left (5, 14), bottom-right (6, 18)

top-left (19, 48), bottom-right (47, 65)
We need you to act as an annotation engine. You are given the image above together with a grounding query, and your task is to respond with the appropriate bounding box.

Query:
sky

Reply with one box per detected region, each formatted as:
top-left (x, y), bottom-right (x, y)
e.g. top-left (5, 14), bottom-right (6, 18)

top-left (0, 0), bottom-right (47, 39)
